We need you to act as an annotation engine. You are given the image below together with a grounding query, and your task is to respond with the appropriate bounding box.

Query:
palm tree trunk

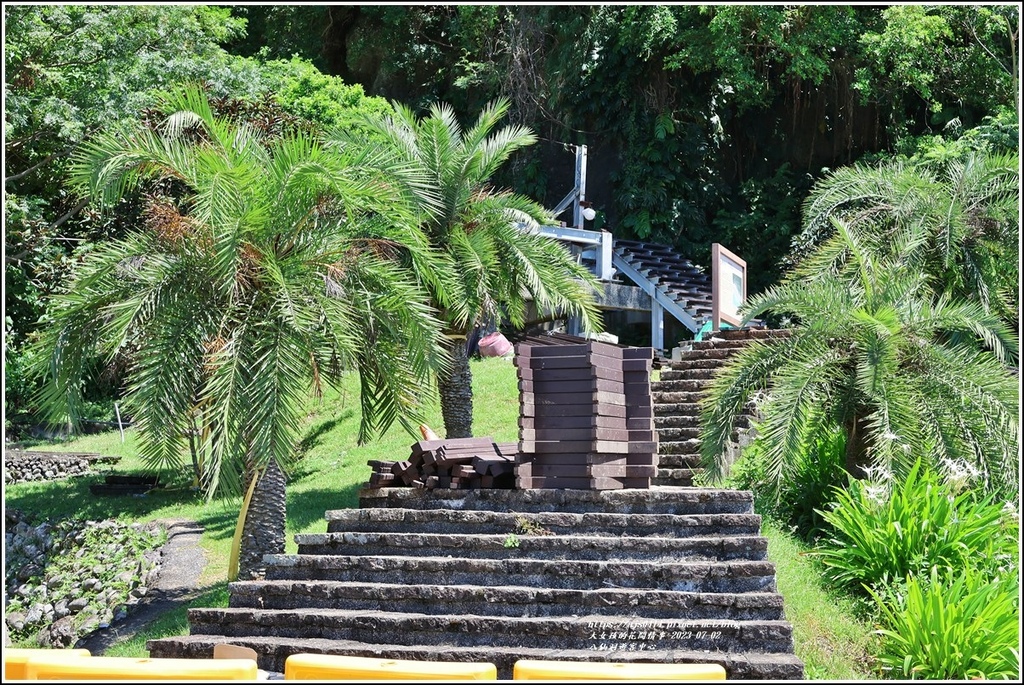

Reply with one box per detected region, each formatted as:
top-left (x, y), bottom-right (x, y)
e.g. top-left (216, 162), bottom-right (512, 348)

top-left (439, 337), bottom-right (474, 438)
top-left (844, 414), bottom-right (872, 479)
top-left (238, 458), bottom-right (286, 580)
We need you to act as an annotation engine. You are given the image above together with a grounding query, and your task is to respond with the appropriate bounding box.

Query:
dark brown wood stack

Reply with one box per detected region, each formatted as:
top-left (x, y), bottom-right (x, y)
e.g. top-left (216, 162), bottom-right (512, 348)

top-left (365, 438), bottom-right (517, 490)
top-left (514, 339), bottom-right (658, 490)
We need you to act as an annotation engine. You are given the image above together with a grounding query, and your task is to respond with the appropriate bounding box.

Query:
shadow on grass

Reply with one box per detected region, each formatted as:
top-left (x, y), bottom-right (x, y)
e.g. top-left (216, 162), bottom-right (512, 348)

top-left (296, 409), bottom-right (355, 455)
top-left (5, 475), bottom-right (240, 546)
top-left (287, 482), bottom-right (365, 531)
top-left (4, 475), bottom-right (203, 521)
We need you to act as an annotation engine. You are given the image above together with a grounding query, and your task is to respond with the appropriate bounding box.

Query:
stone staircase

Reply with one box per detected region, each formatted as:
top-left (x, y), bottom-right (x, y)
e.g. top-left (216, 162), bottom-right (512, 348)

top-left (146, 487), bottom-right (803, 679)
top-left (653, 328), bottom-right (790, 487)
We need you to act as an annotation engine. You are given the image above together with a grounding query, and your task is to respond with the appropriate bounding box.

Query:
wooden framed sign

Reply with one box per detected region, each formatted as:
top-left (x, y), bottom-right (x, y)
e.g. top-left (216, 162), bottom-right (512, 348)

top-left (711, 243), bottom-right (747, 331)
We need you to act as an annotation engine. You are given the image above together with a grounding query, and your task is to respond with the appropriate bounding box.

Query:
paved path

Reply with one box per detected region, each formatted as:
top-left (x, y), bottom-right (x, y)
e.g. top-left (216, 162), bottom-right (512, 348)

top-left (77, 518), bottom-right (208, 654)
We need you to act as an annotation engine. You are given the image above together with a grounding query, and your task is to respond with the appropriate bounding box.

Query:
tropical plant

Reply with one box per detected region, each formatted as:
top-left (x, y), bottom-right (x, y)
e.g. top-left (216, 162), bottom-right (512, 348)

top-left (793, 150), bottom-right (1020, 325)
top-left (811, 459), bottom-right (1019, 593)
top-left (868, 565), bottom-right (1020, 680)
top-left (346, 98), bottom-right (602, 438)
top-left (700, 219), bottom-right (1019, 498)
top-left (32, 84), bottom-right (446, 574)
top-left (725, 423), bottom-right (848, 539)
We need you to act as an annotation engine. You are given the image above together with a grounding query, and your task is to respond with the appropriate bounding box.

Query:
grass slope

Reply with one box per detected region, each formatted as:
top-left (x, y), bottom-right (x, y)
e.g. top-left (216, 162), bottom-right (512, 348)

top-left (4, 356), bottom-right (873, 677)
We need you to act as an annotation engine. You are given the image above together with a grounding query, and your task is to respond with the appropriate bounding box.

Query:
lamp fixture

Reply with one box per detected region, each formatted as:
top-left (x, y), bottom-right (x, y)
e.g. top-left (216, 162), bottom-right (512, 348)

top-left (580, 200), bottom-right (596, 222)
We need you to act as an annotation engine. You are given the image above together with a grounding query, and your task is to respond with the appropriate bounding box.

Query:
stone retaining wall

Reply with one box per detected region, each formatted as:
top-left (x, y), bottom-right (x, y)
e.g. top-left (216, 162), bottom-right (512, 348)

top-left (3, 509), bottom-right (164, 649)
top-left (3, 453), bottom-right (91, 485)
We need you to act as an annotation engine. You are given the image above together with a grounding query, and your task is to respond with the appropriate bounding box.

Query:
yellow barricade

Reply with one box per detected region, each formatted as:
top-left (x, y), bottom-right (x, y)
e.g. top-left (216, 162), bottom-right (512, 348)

top-left (512, 659), bottom-right (727, 680)
top-left (4, 649), bottom-right (91, 680)
top-left (22, 655), bottom-right (259, 680)
top-left (284, 653), bottom-right (498, 680)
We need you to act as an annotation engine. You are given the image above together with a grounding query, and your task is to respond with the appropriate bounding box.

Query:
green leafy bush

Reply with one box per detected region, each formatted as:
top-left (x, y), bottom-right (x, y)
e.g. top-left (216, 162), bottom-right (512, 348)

top-left (868, 565), bottom-right (1020, 680)
top-left (724, 424), bottom-right (848, 540)
top-left (811, 459), bottom-right (1017, 593)
top-left (257, 57), bottom-right (394, 134)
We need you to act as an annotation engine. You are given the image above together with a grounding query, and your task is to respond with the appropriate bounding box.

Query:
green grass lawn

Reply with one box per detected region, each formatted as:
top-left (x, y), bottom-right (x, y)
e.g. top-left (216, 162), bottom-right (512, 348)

top-left (4, 355), bottom-right (874, 677)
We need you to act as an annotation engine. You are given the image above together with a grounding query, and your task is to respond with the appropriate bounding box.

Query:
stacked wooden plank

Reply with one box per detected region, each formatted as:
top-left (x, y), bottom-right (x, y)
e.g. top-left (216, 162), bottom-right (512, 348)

top-left (365, 438), bottom-right (517, 490)
top-left (514, 339), bottom-right (658, 490)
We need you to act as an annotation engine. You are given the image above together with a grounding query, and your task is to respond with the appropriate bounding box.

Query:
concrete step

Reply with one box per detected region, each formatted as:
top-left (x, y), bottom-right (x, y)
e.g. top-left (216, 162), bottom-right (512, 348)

top-left (262, 555), bottom-right (777, 593)
top-left (325, 509), bottom-right (759, 538)
top-left (657, 453), bottom-right (703, 469)
top-left (673, 348), bottom-right (740, 361)
top-left (714, 328), bottom-right (791, 342)
top-left (655, 387), bottom-right (712, 403)
top-left (658, 426), bottom-right (702, 442)
top-left (653, 403), bottom-right (700, 417)
top-left (688, 339), bottom-right (749, 351)
top-left (147, 634), bottom-right (806, 680)
top-left (660, 359), bottom-right (727, 376)
top-left (651, 379), bottom-right (707, 393)
top-left (355, 487), bottom-right (752, 515)
top-left (658, 439), bottom-right (702, 456)
top-left (654, 414), bottom-right (700, 428)
top-left (185, 608), bottom-right (794, 654)
top-left (227, 581), bottom-right (786, 621)
top-left (654, 468), bottom-right (704, 487)
top-left (656, 368), bottom-right (717, 383)
top-left (294, 531), bottom-right (768, 562)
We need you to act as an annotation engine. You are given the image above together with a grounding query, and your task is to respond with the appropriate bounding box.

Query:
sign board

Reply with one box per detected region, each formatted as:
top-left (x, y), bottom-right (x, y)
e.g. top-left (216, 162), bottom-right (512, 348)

top-left (711, 243), bottom-right (746, 331)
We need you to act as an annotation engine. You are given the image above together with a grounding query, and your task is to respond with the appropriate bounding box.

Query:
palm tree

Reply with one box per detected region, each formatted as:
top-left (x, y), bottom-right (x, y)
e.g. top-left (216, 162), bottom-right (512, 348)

top-left (33, 85), bottom-right (446, 576)
top-left (342, 99), bottom-right (602, 438)
top-left (793, 151), bottom-right (1019, 325)
top-left (700, 219), bottom-right (1019, 499)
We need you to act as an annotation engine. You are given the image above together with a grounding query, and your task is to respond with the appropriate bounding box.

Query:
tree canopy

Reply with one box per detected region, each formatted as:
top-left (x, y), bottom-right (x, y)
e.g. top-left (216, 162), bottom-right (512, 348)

top-left (4, 4), bottom-right (1019, 434)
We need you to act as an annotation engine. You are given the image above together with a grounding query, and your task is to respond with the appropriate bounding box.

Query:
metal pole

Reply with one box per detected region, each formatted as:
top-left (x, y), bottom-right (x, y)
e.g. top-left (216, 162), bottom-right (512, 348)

top-left (573, 145), bottom-right (588, 229)
top-left (114, 402), bottom-right (125, 443)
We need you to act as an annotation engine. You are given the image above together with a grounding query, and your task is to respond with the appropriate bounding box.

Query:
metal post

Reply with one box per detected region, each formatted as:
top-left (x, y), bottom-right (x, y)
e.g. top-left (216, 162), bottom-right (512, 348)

top-left (651, 300), bottom-right (664, 353)
top-left (598, 230), bottom-right (613, 281)
top-left (114, 402), bottom-right (125, 443)
top-left (573, 145), bottom-right (588, 230)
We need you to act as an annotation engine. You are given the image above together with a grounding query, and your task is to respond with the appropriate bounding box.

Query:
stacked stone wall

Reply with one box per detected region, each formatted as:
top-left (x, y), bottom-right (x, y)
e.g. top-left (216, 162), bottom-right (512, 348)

top-left (3, 509), bottom-right (164, 649)
top-left (3, 453), bottom-right (91, 484)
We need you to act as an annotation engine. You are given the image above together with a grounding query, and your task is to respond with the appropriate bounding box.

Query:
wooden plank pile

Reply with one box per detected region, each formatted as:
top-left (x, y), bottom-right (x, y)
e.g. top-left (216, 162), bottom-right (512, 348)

top-left (365, 437), bottom-right (518, 490)
top-left (514, 338), bottom-right (658, 489)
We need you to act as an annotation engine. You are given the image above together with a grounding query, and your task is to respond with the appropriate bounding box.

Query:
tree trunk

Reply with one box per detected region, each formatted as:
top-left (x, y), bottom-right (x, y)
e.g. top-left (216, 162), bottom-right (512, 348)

top-left (439, 337), bottom-right (474, 438)
top-left (238, 459), bottom-right (286, 581)
top-left (843, 414), bottom-right (872, 480)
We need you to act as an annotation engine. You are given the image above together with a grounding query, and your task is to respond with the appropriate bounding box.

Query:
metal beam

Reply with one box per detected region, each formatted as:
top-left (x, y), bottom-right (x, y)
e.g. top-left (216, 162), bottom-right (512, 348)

top-left (533, 224), bottom-right (615, 282)
top-left (651, 299), bottom-right (664, 352)
top-left (611, 252), bottom-right (700, 334)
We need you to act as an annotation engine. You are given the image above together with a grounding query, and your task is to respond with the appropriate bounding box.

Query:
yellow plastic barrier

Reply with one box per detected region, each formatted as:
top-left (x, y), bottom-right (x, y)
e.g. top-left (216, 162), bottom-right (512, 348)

top-left (22, 655), bottom-right (259, 680)
top-left (4, 649), bottom-right (91, 680)
top-left (284, 653), bottom-right (498, 680)
top-left (512, 659), bottom-right (727, 681)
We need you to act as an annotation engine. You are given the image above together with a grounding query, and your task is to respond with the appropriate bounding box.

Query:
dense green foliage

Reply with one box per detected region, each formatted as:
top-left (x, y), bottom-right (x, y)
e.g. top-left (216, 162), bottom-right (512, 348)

top-left (724, 425), bottom-right (848, 539)
top-left (4, 6), bottom-right (394, 433)
top-left (242, 5), bottom-right (1017, 291)
top-left (868, 565), bottom-right (1019, 679)
top-left (700, 219), bottom-right (1019, 499)
top-left (6, 6), bottom-right (1019, 433)
top-left (811, 460), bottom-right (1020, 679)
top-left (812, 460), bottom-right (1018, 591)
top-left (794, 147), bottom-right (1020, 326)
top-left (352, 99), bottom-right (601, 437)
top-left (34, 85), bottom-right (445, 497)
